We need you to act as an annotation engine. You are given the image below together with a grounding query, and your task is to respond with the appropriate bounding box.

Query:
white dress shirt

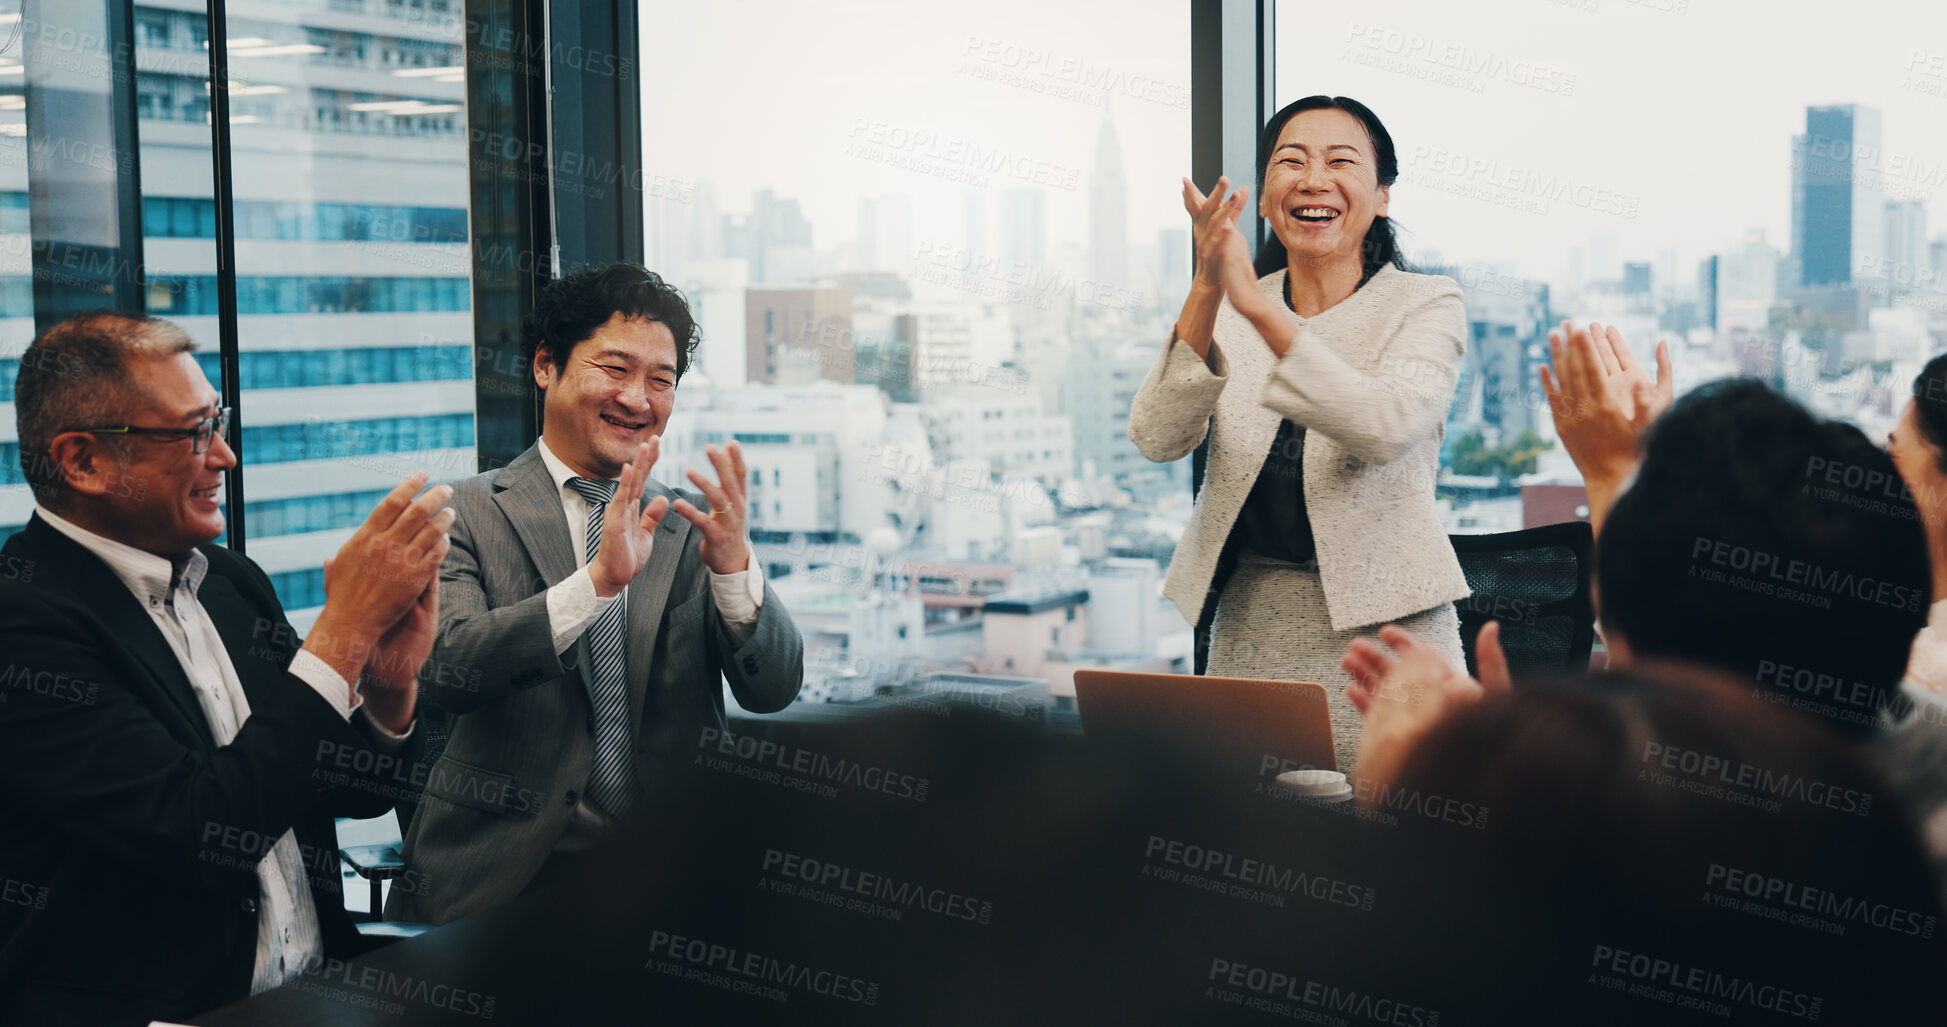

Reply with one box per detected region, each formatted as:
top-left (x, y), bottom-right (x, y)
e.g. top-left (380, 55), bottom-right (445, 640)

top-left (36, 506), bottom-right (404, 995)
top-left (534, 438), bottom-right (764, 847)
top-left (537, 436), bottom-right (764, 651)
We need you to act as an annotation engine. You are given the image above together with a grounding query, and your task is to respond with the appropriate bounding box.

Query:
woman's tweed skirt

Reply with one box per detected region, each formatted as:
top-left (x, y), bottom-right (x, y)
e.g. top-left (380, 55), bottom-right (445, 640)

top-left (1207, 547), bottom-right (1464, 774)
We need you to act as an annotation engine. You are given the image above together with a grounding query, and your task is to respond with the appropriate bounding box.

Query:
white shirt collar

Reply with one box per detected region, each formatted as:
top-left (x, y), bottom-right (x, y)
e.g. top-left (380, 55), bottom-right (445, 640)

top-left (36, 504), bottom-right (207, 606)
top-left (536, 435), bottom-right (617, 491)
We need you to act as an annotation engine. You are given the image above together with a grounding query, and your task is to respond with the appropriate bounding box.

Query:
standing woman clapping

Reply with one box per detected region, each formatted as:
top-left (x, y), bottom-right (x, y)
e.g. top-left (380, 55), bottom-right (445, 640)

top-left (1129, 95), bottom-right (1473, 772)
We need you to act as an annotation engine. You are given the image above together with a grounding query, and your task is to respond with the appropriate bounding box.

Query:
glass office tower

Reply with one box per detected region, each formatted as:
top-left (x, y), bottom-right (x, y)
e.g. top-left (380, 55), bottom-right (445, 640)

top-left (1791, 103), bottom-right (1885, 288)
top-left (0, 0), bottom-right (476, 624)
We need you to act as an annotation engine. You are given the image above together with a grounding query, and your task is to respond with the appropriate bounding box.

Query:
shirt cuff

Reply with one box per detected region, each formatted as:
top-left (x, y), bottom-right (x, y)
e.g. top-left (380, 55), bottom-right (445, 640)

top-left (289, 647), bottom-right (359, 722)
top-left (709, 553), bottom-right (766, 640)
top-left (287, 649), bottom-right (415, 750)
top-left (548, 565), bottom-right (622, 655)
top-left (359, 706), bottom-right (415, 747)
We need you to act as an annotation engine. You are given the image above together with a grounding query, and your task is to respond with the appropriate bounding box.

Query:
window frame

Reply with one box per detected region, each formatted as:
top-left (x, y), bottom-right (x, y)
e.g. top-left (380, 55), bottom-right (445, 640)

top-left (32, 0), bottom-right (645, 552)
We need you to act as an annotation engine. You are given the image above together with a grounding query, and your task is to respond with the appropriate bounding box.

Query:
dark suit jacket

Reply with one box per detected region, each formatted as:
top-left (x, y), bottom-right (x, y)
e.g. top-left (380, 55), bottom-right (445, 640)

top-left (389, 443), bottom-right (804, 925)
top-left (0, 516), bottom-right (403, 1026)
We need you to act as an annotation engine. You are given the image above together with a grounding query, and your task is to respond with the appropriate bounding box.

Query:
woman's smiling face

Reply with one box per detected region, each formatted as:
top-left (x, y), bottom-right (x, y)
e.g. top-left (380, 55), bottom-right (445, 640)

top-left (1260, 108), bottom-right (1389, 267)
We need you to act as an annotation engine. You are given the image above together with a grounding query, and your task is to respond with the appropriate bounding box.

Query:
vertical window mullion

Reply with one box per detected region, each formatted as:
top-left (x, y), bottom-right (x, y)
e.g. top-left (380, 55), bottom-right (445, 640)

top-left (204, 0), bottom-right (247, 553)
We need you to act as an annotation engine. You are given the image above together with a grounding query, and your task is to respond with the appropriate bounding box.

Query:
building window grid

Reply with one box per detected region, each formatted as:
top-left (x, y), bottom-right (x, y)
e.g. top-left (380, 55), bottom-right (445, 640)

top-left (146, 345), bottom-right (473, 395)
top-left (134, 73), bottom-right (461, 138)
top-left (267, 569), bottom-right (328, 611)
top-left (142, 196), bottom-right (468, 243)
top-left (245, 488), bottom-right (395, 537)
top-left (0, 416), bottom-right (473, 486)
top-left (143, 275), bottom-right (471, 317)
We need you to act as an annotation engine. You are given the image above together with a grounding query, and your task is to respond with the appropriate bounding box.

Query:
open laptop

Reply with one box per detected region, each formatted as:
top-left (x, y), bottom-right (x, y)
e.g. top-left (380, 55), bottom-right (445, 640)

top-left (1072, 669), bottom-right (1338, 777)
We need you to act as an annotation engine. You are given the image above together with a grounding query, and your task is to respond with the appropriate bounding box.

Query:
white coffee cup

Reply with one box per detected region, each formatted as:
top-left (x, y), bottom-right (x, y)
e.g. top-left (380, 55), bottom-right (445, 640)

top-left (1276, 769), bottom-right (1353, 803)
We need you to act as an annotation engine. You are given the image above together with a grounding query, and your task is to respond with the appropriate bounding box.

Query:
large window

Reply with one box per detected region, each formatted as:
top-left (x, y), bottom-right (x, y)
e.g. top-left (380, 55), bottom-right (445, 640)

top-left (1, 2), bottom-right (478, 594)
top-left (641, 1), bottom-right (1194, 705)
top-left (145, 0), bottom-right (475, 623)
top-left (0, 35), bottom-right (29, 541)
top-left (1277, 0), bottom-right (1947, 532)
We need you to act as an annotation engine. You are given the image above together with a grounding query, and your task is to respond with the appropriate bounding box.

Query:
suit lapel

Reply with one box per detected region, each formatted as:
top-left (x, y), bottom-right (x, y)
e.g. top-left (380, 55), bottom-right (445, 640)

top-left (491, 445), bottom-right (578, 588)
top-left (14, 517), bottom-right (214, 749)
top-left (490, 444), bottom-right (692, 725)
top-left (626, 478), bottom-right (691, 728)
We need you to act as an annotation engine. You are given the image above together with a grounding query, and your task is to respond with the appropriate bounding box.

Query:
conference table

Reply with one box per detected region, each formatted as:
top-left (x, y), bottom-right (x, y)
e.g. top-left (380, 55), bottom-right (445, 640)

top-left (182, 704), bottom-right (1421, 1026)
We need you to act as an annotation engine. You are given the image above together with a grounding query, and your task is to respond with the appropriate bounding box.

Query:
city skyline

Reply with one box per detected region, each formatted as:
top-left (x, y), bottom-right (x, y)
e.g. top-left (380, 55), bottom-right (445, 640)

top-left (1282, 0), bottom-right (1947, 290)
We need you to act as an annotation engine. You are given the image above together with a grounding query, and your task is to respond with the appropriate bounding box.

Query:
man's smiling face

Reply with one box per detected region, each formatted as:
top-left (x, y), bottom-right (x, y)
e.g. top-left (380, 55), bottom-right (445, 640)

top-left (533, 312), bottom-right (679, 480)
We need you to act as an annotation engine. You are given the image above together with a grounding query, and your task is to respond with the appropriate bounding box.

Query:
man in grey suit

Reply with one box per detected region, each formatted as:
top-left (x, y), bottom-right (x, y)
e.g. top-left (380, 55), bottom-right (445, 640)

top-left (390, 264), bottom-right (804, 925)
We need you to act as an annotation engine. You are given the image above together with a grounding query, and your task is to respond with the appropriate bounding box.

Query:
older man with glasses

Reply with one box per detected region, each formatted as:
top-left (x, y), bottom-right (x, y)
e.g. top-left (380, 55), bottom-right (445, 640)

top-left (0, 311), bottom-right (450, 1025)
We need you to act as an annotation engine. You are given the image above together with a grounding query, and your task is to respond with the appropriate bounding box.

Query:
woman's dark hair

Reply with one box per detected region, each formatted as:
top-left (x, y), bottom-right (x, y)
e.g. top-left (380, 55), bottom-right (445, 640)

top-left (1390, 666), bottom-right (1946, 1023)
top-left (1598, 378), bottom-right (1929, 735)
top-left (522, 262), bottom-right (701, 380)
top-left (1252, 95), bottom-right (1410, 283)
top-left (1912, 353), bottom-right (1947, 474)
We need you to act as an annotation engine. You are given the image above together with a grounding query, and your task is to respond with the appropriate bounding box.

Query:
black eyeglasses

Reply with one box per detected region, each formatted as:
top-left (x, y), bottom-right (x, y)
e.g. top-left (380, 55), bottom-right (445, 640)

top-left (81, 406), bottom-right (232, 455)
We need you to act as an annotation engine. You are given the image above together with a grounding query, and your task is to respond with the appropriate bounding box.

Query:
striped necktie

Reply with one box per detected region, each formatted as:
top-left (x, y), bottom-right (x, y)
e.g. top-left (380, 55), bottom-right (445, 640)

top-left (566, 476), bottom-right (637, 819)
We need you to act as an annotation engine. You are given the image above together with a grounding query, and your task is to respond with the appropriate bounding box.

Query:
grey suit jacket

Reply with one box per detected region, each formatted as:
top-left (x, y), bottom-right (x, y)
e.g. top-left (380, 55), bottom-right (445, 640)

top-left (1129, 265), bottom-right (1471, 632)
top-left (389, 443), bottom-right (804, 925)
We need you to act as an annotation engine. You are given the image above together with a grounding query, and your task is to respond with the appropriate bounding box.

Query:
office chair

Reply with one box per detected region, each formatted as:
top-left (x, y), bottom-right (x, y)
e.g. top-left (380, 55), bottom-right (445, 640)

top-left (1449, 520), bottom-right (1596, 679)
top-left (338, 841), bottom-right (426, 936)
top-left (337, 697), bottom-right (452, 938)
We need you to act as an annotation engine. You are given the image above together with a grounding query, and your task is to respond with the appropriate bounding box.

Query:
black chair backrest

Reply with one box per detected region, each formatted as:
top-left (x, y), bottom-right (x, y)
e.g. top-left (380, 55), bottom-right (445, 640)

top-left (1448, 520), bottom-right (1596, 679)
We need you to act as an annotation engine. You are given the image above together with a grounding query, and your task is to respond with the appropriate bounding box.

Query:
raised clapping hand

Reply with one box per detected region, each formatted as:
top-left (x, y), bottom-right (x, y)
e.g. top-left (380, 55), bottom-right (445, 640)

top-left (588, 438), bottom-right (672, 598)
top-left (1340, 622), bottom-right (1511, 799)
top-left (303, 472), bottom-right (454, 720)
top-left (1538, 321), bottom-right (1674, 535)
top-left (336, 561), bottom-right (436, 735)
top-left (1182, 175), bottom-right (1273, 322)
top-left (670, 440), bottom-right (752, 576)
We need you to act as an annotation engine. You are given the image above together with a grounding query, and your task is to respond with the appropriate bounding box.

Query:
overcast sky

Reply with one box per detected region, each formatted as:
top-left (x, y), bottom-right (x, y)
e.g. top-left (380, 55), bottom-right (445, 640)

top-left (639, 0), bottom-right (1189, 260)
top-left (1290, 0), bottom-right (1947, 284)
top-left (641, 0), bottom-right (1947, 288)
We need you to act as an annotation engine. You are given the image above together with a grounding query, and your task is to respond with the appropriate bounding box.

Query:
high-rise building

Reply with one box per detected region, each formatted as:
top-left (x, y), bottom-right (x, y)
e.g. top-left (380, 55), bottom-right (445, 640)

top-left (745, 286), bottom-right (854, 385)
top-left (997, 188), bottom-right (1048, 325)
top-left (850, 305), bottom-right (915, 403)
top-left (0, 0), bottom-right (477, 620)
top-left (1654, 246), bottom-right (1679, 303)
top-left (663, 383), bottom-right (896, 541)
top-left (923, 384), bottom-right (1074, 486)
top-left (690, 179), bottom-right (724, 261)
top-left (1697, 255), bottom-right (1719, 336)
top-left (1719, 229), bottom-right (1781, 333)
top-left (1088, 108), bottom-right (1127, 292)
top-left (962, 187), bottom-right (987, 291)
top-left (1791, 104), bottom-right (1884, 287)
top-left (1622, 262), bottom-right (1653, 295)
top-left (1156, 227), bottom-right (1191, 311)
top-left (675, 258), bottom-right (750, 384)
top-left (913, 310), bottom-right (970, 392)
top-left (854, 194), bottom-right (913, 274)
top-left (1884, 199), bottom-right (1929, 291)
top-left (1059, 333), bottom-right (1154, 481)
top-left (1432, 263), bottom-right (1550, 443)
top-left (749, 188), bottom-right (814, 284)
top-left (998, 189), bottom-right (1046, 272)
